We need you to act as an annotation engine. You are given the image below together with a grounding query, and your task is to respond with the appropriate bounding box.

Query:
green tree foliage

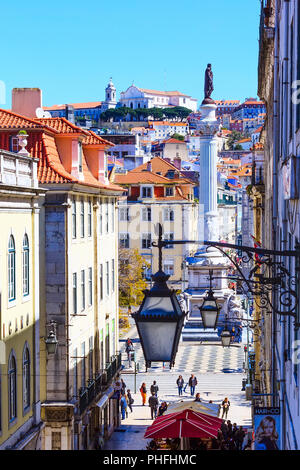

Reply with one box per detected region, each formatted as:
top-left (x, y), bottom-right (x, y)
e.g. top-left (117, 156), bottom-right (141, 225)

top-left (100, 106), bottom-right (193, 122)
top-left (227, 130), bottom-right (244, 150)
top-left (171, 133), bottom-right (185, 141)
top-left (119, 248), bottom-right (150, 307)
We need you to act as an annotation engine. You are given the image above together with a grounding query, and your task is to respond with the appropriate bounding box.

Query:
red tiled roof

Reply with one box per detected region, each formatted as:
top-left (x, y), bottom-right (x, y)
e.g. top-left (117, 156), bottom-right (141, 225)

top-left (35, 117), bottom-right (87, 135)
top-left (0, 108), bottom-right (55, 132)
top-left (163, 138), bottom-right (186, 144)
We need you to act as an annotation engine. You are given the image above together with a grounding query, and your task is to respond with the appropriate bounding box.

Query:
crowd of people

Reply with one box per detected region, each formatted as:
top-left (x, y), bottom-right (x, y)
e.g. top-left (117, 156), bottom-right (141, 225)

top-left (116, 338), bottom-right (253, 450)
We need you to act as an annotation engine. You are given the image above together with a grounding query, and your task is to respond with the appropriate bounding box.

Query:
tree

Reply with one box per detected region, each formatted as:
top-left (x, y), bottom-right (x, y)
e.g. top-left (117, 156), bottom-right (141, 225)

top-left (227, 130), bottom-right (244, 150)
top-left (119, 248), bottom-right (150, 307)
top-left (171, 133), bottom-right (185, 141)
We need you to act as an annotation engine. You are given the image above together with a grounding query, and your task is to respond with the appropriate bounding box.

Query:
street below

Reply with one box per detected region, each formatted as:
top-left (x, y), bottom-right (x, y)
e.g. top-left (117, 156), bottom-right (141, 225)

top-left (105, 323), bottom-right (252, 450)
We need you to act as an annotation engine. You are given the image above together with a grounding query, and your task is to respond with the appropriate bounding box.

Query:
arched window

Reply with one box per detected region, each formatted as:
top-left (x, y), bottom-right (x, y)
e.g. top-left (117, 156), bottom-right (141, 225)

top-left (22, 345), bottom-right (30, 411)
top-left (8, 352), bottom-right (17, 421)
top-left (22, 234), bottom-right (29, 296)
top-left (8, 235), bottom-right (16, 301)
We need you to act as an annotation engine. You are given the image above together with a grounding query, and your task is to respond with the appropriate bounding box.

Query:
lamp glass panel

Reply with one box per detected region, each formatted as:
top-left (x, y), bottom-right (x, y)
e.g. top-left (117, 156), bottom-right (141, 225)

top-left (141, 296), bottom-right (175, 317)
top-left (138, 321), bottom-right (177, 361)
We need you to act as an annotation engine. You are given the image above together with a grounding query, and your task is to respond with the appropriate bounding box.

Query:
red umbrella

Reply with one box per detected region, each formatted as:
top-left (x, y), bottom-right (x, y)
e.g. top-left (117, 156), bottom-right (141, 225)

top-left (144, 409), bottom-right (223, 439)
top-left (153, 409), bottom-right (223, 427)
top-left (144, 416), bottom-right (220, 439)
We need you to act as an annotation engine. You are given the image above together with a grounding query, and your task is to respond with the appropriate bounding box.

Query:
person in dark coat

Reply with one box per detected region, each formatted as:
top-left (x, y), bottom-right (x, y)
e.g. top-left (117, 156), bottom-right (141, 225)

top-left (148, 392), bottom-right (159, 419)
top-left (150, 380), bottom-right (159, 397)
top-left (127, 389), bottom-right (134, 413)
top-left (188, 374), bottom-right (198, 396)
top-left (221, 397), bottom-right (230, 419)
top-left (235, 426), bottom-right (246, 451)
top-left (220, 421), bottom-right (229, 440)
top-left (176, 375), bottom-right (184, 396)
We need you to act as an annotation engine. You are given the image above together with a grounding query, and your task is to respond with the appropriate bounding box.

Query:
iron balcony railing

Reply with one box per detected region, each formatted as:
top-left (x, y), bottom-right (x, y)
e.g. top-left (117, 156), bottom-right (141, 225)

top-left (78, 352), bottom-right (122, 415)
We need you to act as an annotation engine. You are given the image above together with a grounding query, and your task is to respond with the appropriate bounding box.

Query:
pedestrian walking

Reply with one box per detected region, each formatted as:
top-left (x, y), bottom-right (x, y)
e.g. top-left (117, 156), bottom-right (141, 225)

top-left (235, 426), bottom-right (246, 451)
top-left (221, 397), bottom-right (230, 419)
top-left (120, 394), bottom-right (128, 420)
top-left (114, 377), bottom-right (122, 400)
top-left (220, 421), bottom-right (229, 440)
top-left (194, 392), bottom-right (201, 402)
top-left (125, 338), bottom-right (134, 368)
top-left (176, 375), bottom-right (184, 396)
top-left (188, 374), bottom-right (198, 396)
top-left (140, 382), bottom-right (147, 406)
top-left (121, 378), bottom-right (126, 394)
top-left (150, 380), bottom-right (159, 397)
top-left (227, 420), bottom-right (233, 437)
top-left (127, 389), bottom-right (134, 412)
top-left (148, 392), bottom-right (159, 420)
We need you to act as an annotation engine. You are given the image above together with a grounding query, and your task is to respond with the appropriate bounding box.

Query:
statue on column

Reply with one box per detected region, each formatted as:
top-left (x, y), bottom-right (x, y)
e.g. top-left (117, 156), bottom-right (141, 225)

top-left (202, 63), bottom-right (215, 105)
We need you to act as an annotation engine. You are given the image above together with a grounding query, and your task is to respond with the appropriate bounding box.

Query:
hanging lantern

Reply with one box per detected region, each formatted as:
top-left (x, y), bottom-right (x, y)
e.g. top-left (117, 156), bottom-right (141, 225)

top-left (132, 271), bottom-right (186, 370)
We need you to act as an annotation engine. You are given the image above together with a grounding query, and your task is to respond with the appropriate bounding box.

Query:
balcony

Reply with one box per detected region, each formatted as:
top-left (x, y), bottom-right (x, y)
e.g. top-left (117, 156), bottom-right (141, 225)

top-left (78, 352), bottom-right (122, 415)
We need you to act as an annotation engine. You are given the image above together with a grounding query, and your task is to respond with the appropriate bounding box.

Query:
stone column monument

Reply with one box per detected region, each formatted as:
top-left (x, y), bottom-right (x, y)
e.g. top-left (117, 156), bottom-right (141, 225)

top-left (182, 64), bottom-right (231, 342)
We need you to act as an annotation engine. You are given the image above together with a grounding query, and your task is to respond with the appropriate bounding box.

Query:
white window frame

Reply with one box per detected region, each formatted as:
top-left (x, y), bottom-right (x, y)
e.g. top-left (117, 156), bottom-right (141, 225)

top-left (142, 206), bottom-right (152, 221)
top-left (119, 233), bottom-right (130, 248)
top-left (141, 233), bottom-right (151, 249)
top-left (141, 186), bottom-right (153, 199)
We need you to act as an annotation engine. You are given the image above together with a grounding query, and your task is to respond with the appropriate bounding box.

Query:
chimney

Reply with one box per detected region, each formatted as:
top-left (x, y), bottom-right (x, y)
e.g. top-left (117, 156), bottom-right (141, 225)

top-left (12, 88), bottom-right (42, 118)
top-left (173, 158), bottom-right (181, 170)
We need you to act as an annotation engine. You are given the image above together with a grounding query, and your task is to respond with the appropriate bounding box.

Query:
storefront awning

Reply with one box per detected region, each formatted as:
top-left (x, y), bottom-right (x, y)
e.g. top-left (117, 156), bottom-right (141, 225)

top-left (96, 386), bottom-right (115, 409)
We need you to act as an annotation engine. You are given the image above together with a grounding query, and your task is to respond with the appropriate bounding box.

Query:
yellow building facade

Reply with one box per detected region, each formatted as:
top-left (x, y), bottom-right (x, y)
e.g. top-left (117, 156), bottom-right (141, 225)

top-left (0, 149), bottom-right (45, 449)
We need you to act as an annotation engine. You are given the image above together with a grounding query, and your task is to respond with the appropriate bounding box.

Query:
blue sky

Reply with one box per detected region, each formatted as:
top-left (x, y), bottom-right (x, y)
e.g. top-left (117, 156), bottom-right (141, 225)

top-left (1, 0), bottom-right (261, 109)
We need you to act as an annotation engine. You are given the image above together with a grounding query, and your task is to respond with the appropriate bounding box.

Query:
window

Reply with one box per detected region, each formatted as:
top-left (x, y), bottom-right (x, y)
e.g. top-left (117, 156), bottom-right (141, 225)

top-left (73, 348), bottom-right (78, 399)
top-left (165, 187), bottom-right (174, 197)
top-left (80, 199), bottom-right (85, 237)
top-left (112, 259), bottom-right (115, 292)
top-left (81, 270), bottom-right (85, 311)
top-left (164, 232), bottom-right (174, 248)
top-left (22, 345), bottom-right (30, 411)
top-left (106, 201), bottom-right (109, 233)
top-left (78, 142), bottom-right (83, 173)
top-left (111, 201), bottom-right (115, 232)
top-left (119, 233), bottom-right (130, 248)
top-left (88, 200), bottom-right (92, 237)
top-left (119, 207), bottom-right (129, 221)
top-left (164, 208), bottom-right (174, 221)
top-left (88, 267), bottom-right (92, 306)
top-left (142, 187), bottom-right (152, 198)
top-left (142, 207), bottom-right (152, 221)
top-left (100, 264), bottom-right (103, 300)
top-left (89, 337), bottom-right (93, 380)
top-left (8, 235), bottom-right (16, 302)
top-left (106, 261), bottom-right (109, 296)
top-left (81, 342), bottom-right (86, 389)
top-left (164, 260), bottom-right (174, 276)
top-left (22, 234), bottom-right (29, 296)
top-left (142, 233), bottom-right (151, 249)
top-left (72, 199), bottom-right (77, 238)
top-left (142, 266), bottom-right (152, 280)
top-left (99, 199), bottom-right (103, 235)
top-left (73, 273), bottom-right (77, 314)
top-left (8, 352), bottom-right (17, 422)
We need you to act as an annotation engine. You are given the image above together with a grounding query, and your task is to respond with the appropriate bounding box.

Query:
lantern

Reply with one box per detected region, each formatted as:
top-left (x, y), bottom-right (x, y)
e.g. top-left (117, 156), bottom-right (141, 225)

top-left (132, 271), bottom-right (186, 370)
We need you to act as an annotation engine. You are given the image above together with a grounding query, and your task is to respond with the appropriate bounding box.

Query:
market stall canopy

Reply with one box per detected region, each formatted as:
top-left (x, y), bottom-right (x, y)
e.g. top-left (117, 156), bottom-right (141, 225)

top-left (154, 409), bottom-right (223, 427)
top-left (165, 400), bottom-right (220, 417)
top-left (144, 409), bottom-right (223, 439)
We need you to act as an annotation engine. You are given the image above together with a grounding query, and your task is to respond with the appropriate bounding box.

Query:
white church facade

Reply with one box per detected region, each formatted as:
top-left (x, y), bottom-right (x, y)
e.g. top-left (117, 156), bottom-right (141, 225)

top-left (119, 85), bottom-right (198, 111)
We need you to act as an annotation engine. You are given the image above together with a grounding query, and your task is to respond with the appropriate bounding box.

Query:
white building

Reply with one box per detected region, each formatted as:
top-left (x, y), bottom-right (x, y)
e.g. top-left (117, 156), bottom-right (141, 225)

top-left (119, 86), bottom-right (197, 112)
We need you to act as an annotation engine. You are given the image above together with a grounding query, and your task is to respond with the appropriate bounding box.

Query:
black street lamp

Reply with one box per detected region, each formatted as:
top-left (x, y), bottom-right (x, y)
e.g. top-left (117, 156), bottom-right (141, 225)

top-left (44, 321), bottom-right (58, 355)
top-left (220, 328), bottom-right (231, 348)
top-left (132, 226), bottom-right (186, 370)
top-left (198, 269), bottom-right (220, 329)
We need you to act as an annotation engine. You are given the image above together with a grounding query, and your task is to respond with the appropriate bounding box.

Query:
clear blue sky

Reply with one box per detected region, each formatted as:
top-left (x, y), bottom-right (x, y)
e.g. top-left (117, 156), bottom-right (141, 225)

top-left (1, 0), bottom-right (261, 109)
